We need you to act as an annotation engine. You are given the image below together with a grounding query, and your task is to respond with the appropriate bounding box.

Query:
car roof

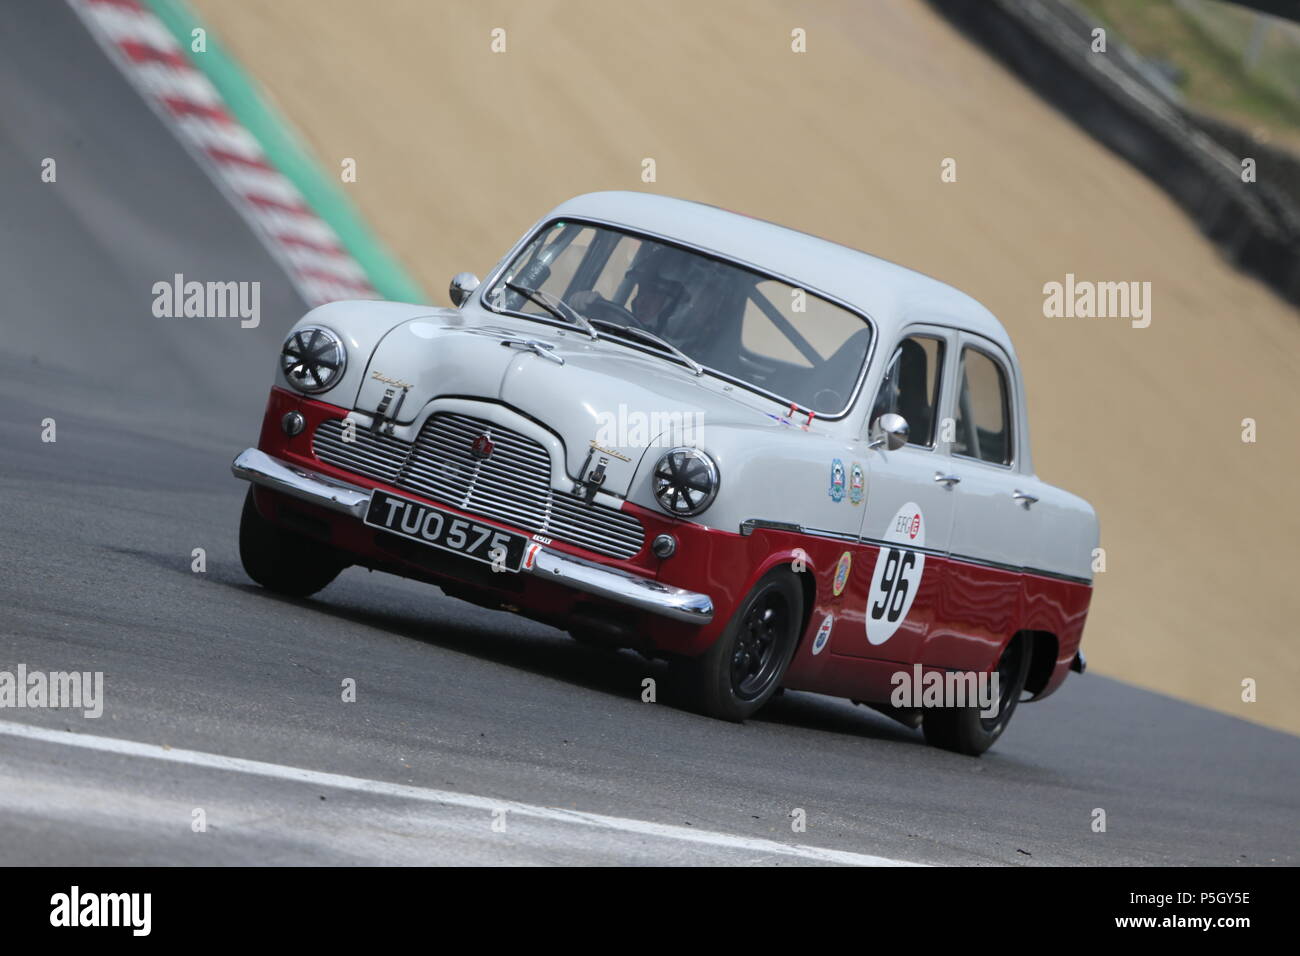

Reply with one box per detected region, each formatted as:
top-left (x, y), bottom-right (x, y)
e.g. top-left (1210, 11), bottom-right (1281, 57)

top-left (547, 191), bottom-right (1015, 354)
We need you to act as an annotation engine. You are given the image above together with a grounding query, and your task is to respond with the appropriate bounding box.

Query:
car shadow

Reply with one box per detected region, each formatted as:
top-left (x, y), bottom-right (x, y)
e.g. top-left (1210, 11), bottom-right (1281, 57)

top-left (211, 567), bottom-right (923, 747)
top-left (98, 542), bottom-right (1071, 769)
top-left (752, 692), bottom-right (920, 746)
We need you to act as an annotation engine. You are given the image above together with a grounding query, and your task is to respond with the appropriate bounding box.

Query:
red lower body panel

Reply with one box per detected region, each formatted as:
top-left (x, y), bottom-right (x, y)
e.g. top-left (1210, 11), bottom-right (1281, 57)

top-left (251, 388), bottom-right (1091, 705)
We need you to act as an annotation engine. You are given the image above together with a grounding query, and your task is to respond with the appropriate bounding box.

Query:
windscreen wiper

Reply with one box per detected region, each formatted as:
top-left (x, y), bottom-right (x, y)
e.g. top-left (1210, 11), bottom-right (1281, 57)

top-left (503, 282), bottom-right (598, 340)
top-left (590, 318), bottom-right (704, 376)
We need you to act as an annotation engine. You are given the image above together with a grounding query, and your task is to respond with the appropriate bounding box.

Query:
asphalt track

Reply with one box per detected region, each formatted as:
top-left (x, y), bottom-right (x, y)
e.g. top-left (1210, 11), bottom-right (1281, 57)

top-left (0, 0), bottom-right (1296, 866)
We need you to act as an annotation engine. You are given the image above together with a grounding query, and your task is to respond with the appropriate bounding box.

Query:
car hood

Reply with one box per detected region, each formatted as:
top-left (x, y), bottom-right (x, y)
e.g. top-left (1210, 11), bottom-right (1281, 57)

top-left (353, 315), bottom-right (790, 497)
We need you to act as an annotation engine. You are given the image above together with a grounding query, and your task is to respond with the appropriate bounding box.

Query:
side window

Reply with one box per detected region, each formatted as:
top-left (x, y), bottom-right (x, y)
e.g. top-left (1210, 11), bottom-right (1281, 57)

top-left (953, 347), bottom-right (1012, 465)
top-left (869, 335), bottom-right (944, 447)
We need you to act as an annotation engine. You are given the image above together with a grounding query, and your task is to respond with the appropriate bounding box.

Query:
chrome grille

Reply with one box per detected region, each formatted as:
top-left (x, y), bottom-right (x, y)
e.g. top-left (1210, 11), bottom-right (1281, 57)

top-left (313, 413), bottom-right (645, 559)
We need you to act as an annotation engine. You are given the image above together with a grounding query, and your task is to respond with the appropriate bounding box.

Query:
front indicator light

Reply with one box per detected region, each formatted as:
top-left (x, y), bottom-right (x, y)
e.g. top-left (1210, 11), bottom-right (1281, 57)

top-left (281, 411), bottom-right (306, 436)
top-left (652, 534), bottom-right (677, 558)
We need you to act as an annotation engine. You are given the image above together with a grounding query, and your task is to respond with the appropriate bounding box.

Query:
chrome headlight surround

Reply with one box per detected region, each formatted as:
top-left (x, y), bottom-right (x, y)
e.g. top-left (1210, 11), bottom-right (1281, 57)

top-left (281, 326), bottom-right (347, 394)
top-left (652, 447), bottom-right (719, 517)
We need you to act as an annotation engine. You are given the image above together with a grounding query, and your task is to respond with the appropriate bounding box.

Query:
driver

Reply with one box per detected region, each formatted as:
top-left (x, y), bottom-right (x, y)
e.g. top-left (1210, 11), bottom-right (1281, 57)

top-left (624, 246), bottom-right (694, 333)
top-left (569, 243), bottom-right (716, 352)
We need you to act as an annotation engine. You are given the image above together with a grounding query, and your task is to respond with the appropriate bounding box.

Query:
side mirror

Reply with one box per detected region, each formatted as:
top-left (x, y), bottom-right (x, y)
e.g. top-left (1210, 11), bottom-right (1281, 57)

top-left (449, 272), bottom-right (480, 307)
top-left (869, 412), bottom-right (910, 451)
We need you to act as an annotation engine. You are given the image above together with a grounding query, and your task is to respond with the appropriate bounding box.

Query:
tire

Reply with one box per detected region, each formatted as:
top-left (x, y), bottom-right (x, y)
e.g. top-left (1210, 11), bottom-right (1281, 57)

top-left (673, 569), bottom-right (804, 722)
top-left (922, 636), bottom-right (1030, 756)
top-left (239, 488), bottom-right (345, 597)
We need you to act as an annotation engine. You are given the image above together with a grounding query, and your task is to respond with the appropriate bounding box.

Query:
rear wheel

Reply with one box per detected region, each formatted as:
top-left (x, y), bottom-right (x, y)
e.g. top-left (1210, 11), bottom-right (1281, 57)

top-left (239, 489), bottom-right (345, 597)
top-left (922, 636), bottom-right (1030, 756)
top-left (674, 569), bottom-right (803, 722)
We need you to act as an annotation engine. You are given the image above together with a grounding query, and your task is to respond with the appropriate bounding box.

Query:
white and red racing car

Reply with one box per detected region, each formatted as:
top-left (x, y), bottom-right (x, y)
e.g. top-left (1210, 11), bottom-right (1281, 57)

top-left (233, 191), bottom-right (1097, 754)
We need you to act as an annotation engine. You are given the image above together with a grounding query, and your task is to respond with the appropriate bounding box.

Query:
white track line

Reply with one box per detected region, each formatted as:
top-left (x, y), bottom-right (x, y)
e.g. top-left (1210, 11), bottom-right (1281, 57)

top-left (0, 720), bottom-right (921, 866)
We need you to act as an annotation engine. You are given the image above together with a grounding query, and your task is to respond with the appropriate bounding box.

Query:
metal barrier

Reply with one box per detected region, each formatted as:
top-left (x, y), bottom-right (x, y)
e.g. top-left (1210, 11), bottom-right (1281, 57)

top-left (929, 0), bottom-right (1300, 307)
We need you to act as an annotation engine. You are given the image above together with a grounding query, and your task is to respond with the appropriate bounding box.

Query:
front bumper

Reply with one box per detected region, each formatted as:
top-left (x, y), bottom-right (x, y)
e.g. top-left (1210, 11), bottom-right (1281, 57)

top-left (232, 447), bottom-right (714, 625)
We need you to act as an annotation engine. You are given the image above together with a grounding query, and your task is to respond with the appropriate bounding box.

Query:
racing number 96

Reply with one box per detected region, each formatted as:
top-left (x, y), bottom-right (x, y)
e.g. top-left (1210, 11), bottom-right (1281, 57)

top-left (870, 549), bottom-right (916, 623)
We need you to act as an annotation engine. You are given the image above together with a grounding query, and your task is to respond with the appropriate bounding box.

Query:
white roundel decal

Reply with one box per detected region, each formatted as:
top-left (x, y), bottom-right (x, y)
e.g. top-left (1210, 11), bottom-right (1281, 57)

top-left (811, 614), bottom-right (833, 655)
top-left (865, 502), bottom-right (926, 645)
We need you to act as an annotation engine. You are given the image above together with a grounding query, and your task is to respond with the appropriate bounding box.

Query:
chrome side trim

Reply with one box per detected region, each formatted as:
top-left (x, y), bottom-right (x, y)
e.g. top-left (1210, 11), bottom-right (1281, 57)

top-left (232, 448), bottom-right (369, 519)
top-left (739, 518), bottom-right (803, 536)
top-left (738, 518), bottom-right (1092, 586)
top-left (803, 526), bottom-right (862, 543)
top-left (527, 547), bottom-right (714, 625)
top-left (232, 448), bottom-right (713, 624)
top-left (860, 534), bottom-right (1093, 585)
top-left (858, 534), bottom-right (949, 560)
top-left (944, 551), bottom-right (1093, 586)
top-left (740, 519), bottom-right (855, 542)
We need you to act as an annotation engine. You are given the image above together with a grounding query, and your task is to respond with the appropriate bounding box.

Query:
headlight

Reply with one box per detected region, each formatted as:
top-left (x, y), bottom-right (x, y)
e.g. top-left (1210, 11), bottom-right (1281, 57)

top-left (281, 326), bottom-right (346, 394)
top-left (652, 447), bottom-right (719, 517)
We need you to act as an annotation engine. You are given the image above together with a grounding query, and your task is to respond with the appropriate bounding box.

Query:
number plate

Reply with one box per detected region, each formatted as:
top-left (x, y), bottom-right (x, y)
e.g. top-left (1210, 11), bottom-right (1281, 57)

top-left (363, 490), bottom-right (527, 572)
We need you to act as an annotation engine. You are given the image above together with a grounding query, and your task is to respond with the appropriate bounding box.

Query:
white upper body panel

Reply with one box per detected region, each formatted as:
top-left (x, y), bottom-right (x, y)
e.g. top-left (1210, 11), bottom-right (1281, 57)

top-left (276, 192), bottom-right (1097, 582)
top-left (488, 192), bottom-right (1034, 473)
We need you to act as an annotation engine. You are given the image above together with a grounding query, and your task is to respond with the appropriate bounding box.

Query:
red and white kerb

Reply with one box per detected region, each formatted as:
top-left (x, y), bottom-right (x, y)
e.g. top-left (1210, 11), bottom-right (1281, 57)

top-left (68, 0), bottom-right (377, 307)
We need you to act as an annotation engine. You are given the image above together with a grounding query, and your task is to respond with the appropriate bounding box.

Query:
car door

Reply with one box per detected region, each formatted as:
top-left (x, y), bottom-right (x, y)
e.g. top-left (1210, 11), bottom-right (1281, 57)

top-left (841, 326), bottom-right (958, 663)
top-left (933, 335), bottom-right (1031, 666)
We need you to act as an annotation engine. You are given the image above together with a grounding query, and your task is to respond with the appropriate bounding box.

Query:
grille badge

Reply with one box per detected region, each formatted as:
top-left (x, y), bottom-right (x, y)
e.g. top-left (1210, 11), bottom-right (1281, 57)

top-left (470, 433), bottom-right (495, 461)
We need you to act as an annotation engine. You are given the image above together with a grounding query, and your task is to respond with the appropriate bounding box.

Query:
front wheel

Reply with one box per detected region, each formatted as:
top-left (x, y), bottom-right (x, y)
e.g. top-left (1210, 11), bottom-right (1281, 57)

top-left (922, 636), bottom-right (1030, 756)
top-left (239, 489), bottom-right (345, 597)
top-left (673, 569), bottom-right (804, 722)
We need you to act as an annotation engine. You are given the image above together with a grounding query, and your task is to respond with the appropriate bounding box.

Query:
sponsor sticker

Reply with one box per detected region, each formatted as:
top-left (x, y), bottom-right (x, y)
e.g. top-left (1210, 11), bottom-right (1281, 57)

top-left (849, 462), bottom-right (864, 505)
top-left (865, 502), bottom-right (926, 645)
top-left (828, 458), bottom-right (846, 502)
top-left (832, 551), bottom-right (852, 596)
top-left (523, 542), bottom-right (542, 570)
top-left (811, 614), bottom-right (833, 655)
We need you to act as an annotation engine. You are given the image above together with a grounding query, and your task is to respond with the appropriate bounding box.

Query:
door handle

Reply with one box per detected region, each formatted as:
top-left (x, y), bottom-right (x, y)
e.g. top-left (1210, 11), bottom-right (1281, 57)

top-left (933, 472), bottom-right (961, 487)
top-left (1012, 490), bottom-right (1038, 508)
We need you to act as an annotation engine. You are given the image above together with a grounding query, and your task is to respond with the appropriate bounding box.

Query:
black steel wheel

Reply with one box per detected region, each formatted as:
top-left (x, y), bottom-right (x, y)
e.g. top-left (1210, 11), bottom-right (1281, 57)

top-left (923, 635), bottom-right (1031, 756)
top-left (674, 569), bottom-right (804, 722)
top-left (239, 489), bottom-right (346, 598)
